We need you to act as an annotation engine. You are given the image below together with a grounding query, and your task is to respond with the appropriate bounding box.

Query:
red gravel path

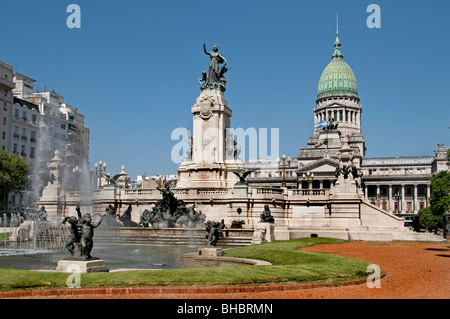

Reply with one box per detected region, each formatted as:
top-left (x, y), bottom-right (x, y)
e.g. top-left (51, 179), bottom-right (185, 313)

top-left (136, 241), bottom-right (450, 299)
top-left (9, 241), bottom-right (450, 299)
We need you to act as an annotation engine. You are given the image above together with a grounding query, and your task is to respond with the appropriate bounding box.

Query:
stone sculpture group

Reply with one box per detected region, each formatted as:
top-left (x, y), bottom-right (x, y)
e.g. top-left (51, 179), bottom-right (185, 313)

top-left (139, 185), bottom-right (206, 228)
top-left (62, 205), bottom-right (103, 260)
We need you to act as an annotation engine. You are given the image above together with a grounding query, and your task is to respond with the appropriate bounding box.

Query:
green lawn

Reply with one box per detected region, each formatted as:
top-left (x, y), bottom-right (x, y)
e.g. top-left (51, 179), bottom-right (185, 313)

top-left (0, 237), bottom-right (370, 291)
top-left (0, 233), bottom-right (11, 241)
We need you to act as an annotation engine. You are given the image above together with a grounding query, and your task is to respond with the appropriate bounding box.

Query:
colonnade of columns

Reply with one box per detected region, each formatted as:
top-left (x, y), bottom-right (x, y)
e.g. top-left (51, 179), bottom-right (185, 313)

top-left (363, 183), bottom-right (430, 215)
top-left (315, 108), bottom-right (361, 127)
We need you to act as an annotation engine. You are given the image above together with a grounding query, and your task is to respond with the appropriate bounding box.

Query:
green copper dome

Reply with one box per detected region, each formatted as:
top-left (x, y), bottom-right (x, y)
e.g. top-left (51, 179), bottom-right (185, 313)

top-left (317, 30), bottom-right (359, 100)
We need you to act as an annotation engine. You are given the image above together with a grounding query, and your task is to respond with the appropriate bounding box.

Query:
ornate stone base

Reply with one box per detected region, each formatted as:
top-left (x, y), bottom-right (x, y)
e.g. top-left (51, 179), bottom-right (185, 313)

top-left (253, 222), bottom-right (275, 245)
top-left (56, 257), bottom-right (107, 273)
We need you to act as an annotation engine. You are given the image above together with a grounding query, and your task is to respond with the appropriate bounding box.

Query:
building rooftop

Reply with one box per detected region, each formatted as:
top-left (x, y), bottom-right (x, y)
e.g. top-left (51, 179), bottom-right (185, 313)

top-left (361, 156), bottom-right (434, 166)
top-left (13, 96), bottom-right (39, 113)
top-left (317, 24), bottom-right (359, 100)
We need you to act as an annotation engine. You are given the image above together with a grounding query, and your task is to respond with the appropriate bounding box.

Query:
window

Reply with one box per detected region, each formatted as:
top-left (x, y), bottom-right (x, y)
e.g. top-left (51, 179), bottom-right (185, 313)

top-left (2, 131), bottom-right (5, 140)
top-left (2, 117), bottom-right (5, 125)
top-left (32, 114), bottom-right (37, 123)
top-left (406, 202), bottom-right (413, 213)
top-left (394, 202), bottom-right (399, 213)
top-left (30, 131), bottom-right (37, 143)
top-left (406, 187), bottom-right (413, 196)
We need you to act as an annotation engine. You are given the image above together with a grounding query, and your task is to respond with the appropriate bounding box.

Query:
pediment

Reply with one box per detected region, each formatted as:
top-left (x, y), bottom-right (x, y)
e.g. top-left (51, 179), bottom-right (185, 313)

top-left (297, 158), bottom-right (339, 174)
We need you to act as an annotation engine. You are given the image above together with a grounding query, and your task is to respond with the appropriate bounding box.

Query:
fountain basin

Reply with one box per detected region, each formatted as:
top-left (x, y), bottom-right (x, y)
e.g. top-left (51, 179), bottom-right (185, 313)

top-left (96, 226), bottom-right (254, 246)
top-left (0, 243), bottom-right (244, 271)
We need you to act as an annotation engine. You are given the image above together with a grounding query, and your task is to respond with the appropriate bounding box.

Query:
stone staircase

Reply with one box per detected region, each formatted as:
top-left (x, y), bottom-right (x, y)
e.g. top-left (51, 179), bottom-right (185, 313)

top-left (391, 227), bottom-right (446, 242)
top-left (275, 225), bottom-right (447, 242)
top-left (95, 227), bottom-right (253, 247)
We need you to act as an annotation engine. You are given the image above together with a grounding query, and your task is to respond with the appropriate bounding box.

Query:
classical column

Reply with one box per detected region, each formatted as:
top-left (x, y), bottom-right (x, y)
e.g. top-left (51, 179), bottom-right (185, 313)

top-left (388, 184), bottom-right (393, 213)
top-left (401, 184), bottom-right (406, 214)
top-left (376, 185), bottom-right (380, 207)
top-left (414, 184), bottom-right (419, 213)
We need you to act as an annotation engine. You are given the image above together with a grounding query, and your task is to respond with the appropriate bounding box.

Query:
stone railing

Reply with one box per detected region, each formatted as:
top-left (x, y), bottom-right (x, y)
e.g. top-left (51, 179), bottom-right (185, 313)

top-left (68, 191), bottom-right (97, 198)
top-left (196, 188), bottom-right (229, 195)
top-left (292, 189), bottom-right (326, 196)
top-left (173, 188), bottom-right (190, 195)
top-left (256, 188), bottom-right (284, 195)
top-left (124, 189), bottom-right (153, 196)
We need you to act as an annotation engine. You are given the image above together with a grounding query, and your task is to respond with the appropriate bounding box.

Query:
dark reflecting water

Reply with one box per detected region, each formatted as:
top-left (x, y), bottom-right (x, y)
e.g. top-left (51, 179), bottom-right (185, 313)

top-left (0, 243), bottom-right (238, 270)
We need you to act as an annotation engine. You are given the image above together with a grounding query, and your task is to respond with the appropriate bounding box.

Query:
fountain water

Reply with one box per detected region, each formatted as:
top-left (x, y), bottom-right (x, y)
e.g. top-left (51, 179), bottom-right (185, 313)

top-left (0, 207), bottom-right (69, 259)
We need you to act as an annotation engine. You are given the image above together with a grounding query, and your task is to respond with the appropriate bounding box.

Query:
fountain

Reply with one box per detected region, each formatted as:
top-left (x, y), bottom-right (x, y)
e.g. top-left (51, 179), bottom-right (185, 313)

top-left (0, 43), bottom-right (261, 274)
top-left (0, 206), bottom-right (69, 259)
top-left (94, 185), bottom-right (213, 247)
top-left (56, 205), bottom-right (107, 273)
top-left (138, 185), bottom-right (206, 229)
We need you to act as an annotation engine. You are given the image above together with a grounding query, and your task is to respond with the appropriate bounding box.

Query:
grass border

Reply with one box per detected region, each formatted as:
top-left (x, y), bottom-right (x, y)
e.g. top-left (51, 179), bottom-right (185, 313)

top-left (0, 238), bottom-right (372, 293)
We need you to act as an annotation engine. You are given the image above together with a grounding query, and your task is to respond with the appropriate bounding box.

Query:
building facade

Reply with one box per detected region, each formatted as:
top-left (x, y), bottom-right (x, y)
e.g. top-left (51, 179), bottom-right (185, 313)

top-left (0, 61), bottom-right (14, 152)
top-left (0, 62), bottom-right (90, 210)
top-left (13, 72), bottom-right (90, 192)
top-left (245, 28), bottom-right (449, 226)
top-left (8, 96), bottom-right (42, 208)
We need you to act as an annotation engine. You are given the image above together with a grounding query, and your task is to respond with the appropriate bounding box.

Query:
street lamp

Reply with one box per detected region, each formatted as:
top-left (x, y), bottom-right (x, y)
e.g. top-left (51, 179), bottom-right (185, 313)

top-left (302, 171), bottom-right (314, 190)
top-left (393, 189), bottom-right (401, 214)
top-left (279, 153), bottom-right (291, 188)
top-left (94, 160), bottom-right (107, 188)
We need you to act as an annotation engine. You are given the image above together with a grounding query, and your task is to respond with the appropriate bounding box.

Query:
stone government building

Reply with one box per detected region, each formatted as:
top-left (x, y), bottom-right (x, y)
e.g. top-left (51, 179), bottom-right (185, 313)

top-left (244, 28), bottom-right (449, 227)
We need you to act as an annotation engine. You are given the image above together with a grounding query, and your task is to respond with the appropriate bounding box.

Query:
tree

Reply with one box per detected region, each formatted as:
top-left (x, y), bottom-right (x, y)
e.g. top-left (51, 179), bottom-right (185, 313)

top-left (0, 150), bottom-right (30, 209)
top-left (427, 170), bottom-right (450, 237)
top-left (412, 171), bottom-right (450, 236)
top-left (412, 207), bottom-right (442, 233)
top-left (429, 171), bottom-right (450, 216)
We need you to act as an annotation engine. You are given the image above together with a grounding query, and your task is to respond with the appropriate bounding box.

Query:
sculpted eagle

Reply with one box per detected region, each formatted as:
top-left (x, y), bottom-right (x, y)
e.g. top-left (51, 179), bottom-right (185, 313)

top-left (232, 170), bottom-right (254, 185)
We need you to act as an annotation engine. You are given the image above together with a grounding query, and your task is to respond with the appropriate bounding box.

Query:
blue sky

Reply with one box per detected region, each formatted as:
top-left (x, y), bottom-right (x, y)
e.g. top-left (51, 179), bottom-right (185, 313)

top-left (1, 0), bottom-right (449, 177)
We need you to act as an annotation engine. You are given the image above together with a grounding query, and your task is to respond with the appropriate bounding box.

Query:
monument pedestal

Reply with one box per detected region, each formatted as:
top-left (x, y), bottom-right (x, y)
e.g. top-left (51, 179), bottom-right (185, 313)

top-left (199, 247), bottom-right (223, 257)
top-left (251, 222), bottom-right (275, 245)
top-left (176, 89), bottom-right (244, 190)
top-left (232, 182), bottom-right (250, 198)
top-left (56, 257), bottom-right (107, 273)
top-left (329, 178), bottom-right (361, 200)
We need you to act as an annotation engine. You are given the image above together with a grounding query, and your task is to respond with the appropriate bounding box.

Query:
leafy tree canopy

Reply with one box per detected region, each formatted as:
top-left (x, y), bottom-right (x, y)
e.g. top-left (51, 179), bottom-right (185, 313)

top-left (429, 170), bottom-right (450, 217)
top-left (0, 150), bottom-right (30, 207)
top-left (412, 207), bottom-right (442, 232)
